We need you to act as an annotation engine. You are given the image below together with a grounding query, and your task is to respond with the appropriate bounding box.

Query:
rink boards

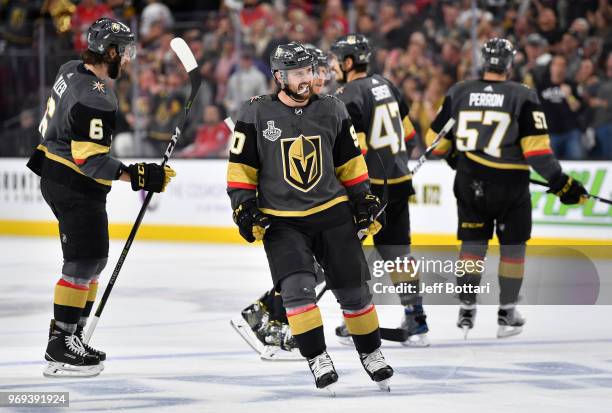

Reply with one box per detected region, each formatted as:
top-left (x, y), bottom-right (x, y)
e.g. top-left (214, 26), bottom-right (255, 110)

top-left (0, 159), bottom-right (610, 244)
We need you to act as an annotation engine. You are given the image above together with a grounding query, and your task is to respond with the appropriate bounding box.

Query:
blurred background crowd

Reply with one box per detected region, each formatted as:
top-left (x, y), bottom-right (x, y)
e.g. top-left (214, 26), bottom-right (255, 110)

top-left (1, 0), bottom-right (612, 159)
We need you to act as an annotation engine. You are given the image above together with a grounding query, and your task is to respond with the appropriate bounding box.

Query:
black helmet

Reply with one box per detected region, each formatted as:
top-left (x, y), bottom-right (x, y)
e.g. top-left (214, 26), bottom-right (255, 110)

top-left (87, 17), bottom-right (135, 58)
top-left (304, 44), bottom-right (328, 68)
top-left (330, 34), bottom-right (371, 65)
top-left (481, 37), bottom-right (516, 74)
top-left (270, 42), bottom-right (315, 73)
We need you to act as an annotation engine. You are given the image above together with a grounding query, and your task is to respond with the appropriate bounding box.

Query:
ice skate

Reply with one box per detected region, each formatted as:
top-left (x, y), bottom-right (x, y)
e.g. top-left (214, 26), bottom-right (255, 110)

top-left (497, 304), bottom-right (525, 338)
top-left (43, 320), bottom-right (102, 378)
top-left (76, 325), bottom-right (106, 362)
top-left (359, 348), bottom-right (394, 392)
top-left (307, 350), bottom-right (338, 396)
top-left (259, 320), bottom-right (302, 361)
top-left (400, 304), bottom-right (430, 347)
top-left (457, 303), bottom-right (477, 340)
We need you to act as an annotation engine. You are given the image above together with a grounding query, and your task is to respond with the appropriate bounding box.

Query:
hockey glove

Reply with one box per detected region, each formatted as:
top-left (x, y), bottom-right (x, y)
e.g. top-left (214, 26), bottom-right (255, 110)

top-left (233, 198), bottom-right (270, 243)
top-left (353, 191), bottom-right (385, 236)
top-left (547, 173), bottom-right (588, 205)
top-left (128, 163), bottom-right (176, 192)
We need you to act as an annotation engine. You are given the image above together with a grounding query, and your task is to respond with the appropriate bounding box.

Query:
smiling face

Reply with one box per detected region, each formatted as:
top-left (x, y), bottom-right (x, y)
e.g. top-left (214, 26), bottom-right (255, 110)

top-left (278, 66), bottom-right (314, 101)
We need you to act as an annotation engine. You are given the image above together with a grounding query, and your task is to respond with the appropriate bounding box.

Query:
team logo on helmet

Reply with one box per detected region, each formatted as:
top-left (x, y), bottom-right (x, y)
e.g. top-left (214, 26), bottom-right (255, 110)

top-left (281, 135), bottom-right (322, 192)
top-left (262, 120), bottom-right (282, 141)
top-left (111, 22), bottom-right (121, 33)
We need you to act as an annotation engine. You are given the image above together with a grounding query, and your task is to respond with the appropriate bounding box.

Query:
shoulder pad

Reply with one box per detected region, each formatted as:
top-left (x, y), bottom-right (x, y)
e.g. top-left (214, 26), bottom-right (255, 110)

top-left (335, 87), bottom-right (345, 95)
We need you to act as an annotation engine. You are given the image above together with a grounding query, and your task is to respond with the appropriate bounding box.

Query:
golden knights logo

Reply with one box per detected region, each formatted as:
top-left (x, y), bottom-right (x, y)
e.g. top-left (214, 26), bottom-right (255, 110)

top-left (281, 135), bottom-right (322, 192)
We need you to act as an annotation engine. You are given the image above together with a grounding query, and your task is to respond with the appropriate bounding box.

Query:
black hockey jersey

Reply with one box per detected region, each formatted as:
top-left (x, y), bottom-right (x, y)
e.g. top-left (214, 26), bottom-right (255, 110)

top-left (27, 60), bottom-right (121, 200)
top-left (335, 74), bottom-right (416, 187)
top-left (427, 79), bottom-right (561, 184)
top-left (226, 94), bottom-right (369, 217)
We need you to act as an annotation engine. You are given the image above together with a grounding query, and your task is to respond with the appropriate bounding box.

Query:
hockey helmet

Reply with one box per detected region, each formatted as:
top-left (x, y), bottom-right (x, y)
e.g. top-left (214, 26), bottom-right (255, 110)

top-left (304, 44), bottom-right (328, 68)
top-left (481, 37), bottom-right (516, 74)
top-left (330, 34), bottom-right (371, 66)
top-left (87, 17), bottom-right (136, 59)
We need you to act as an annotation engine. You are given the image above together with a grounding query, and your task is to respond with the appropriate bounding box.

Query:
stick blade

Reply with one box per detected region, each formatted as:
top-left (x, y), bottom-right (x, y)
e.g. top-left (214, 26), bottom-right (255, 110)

top-left (170, 37), bottom-right (198, 73)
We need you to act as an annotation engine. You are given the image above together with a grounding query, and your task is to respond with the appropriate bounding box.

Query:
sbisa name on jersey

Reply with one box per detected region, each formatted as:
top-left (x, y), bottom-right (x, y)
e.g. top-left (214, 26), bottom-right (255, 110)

top-left (468, 93), bottom-right (504, 107)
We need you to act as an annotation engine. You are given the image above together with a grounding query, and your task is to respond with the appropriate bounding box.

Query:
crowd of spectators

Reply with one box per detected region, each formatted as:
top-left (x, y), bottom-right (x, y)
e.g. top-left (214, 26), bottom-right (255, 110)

top-left (1, 0), bottom-right (612, 159)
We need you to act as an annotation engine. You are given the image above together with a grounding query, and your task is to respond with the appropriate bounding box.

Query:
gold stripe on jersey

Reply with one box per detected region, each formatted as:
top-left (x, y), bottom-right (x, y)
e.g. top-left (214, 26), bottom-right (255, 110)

top-left (227, 162), bottom-right (258, 186)
top-left (425, 129), bottom-right (438, 147)
top-left (335, 156), bottom-right (368, 186)
top-left (71, 141), bottom-right (110, 164)
top-left (370, 174), bottom-right (412, 185)
top-left (357, 132), bottom-right (367, 153)
top-left (520, 134), bottom-right (552, 154)
top-left (402, 116), bottom-right (415, 139)
top-left (37, 144), bottom-right (112, 186)
top-left (259, 195), bottom-right (349, 217)
top-left (465, 152), bottom-right (530, 170)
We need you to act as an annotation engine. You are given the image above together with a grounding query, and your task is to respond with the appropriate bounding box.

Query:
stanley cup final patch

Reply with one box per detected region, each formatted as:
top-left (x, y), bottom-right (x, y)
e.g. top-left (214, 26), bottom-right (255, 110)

top-left (263, 120), bottom-right (282, 141)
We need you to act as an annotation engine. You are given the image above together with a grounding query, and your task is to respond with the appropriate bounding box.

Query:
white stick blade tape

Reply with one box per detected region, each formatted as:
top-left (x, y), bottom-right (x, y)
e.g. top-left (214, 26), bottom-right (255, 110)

top-left (443, 118), bottom-right (456, 133)
top-left (224, 117), bottom-right (235, 131)
top-left (170, 37), bottom-right (198, 73)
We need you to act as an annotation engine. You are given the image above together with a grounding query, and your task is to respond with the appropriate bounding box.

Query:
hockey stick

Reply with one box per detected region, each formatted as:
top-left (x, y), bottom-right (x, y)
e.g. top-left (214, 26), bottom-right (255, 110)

top-left (530, 178), bottom-right (612, 205)
top-left (409, 117), bottom-right (456, 175)
top-left (84, 38), bottom-right (201, 345)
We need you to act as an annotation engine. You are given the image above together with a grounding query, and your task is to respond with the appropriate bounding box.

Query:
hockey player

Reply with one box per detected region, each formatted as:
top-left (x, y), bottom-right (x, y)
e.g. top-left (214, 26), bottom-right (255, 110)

top-left (330, 34), bottom-right (429, 347)
top-left (426, 38), bottom-right (587, 339)
top-left (27, 17), bottom-right (176, 377)
top-left (232, 45), bottom-right (331, 361)
top-left (227, 42), bottom-right (393, 393)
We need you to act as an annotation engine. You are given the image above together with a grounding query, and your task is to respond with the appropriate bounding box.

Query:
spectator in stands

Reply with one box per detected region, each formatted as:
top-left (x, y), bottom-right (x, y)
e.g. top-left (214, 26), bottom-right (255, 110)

top-left (534, 55), bottom-right (585, 159)
top-left (178, 105), bottom-right (230, 158)
top-left (537, 8), bottom-right (563, 49)
top-left (140, 0), bottom-right (174, 46)
top-left (585, 52), bottom-right (612, 159)
top-left (224, 46), bottom-right (268, 118)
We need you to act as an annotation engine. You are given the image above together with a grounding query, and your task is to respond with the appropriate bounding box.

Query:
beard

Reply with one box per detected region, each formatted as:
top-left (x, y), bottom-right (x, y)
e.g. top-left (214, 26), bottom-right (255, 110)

top-left (285, 81), bottom-right (313, 102)
top-left (107, 55), bottom-right (122, 79)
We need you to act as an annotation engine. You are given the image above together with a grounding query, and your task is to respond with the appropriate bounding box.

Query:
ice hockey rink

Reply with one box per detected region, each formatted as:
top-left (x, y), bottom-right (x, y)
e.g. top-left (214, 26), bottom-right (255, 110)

top-left (1, 237), bottom-right (611, 413)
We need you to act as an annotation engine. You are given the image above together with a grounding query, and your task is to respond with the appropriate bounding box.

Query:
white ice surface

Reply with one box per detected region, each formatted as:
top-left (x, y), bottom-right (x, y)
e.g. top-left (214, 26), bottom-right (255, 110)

top-left (1, 237), bottom-right (611, 412)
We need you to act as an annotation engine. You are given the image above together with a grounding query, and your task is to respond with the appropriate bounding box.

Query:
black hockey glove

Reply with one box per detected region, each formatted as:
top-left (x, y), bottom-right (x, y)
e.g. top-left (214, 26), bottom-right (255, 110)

top-left (233, 198), bottom-right (270, 243)
top-left (128, 163), bottom-right (176, 192)
top-left (352, 191), bottom-right (385, 236)
top-left (547, 173), bottom-right (588, 205)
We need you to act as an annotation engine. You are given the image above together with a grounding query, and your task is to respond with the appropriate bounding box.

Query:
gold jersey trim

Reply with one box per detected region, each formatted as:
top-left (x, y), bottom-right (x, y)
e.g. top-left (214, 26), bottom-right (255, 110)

top-left (370, 174), bottom-right (412, 185)
top-left (71, 140), bottom-right (110, 163)
top-left (259, 195), bottom-right (349, 217)
top-left (227, 161), bottom-right (258, 186)
top-left (465, 152), bottom-right (530, 171)
top-left (37, 144), bottom-right (112, 186)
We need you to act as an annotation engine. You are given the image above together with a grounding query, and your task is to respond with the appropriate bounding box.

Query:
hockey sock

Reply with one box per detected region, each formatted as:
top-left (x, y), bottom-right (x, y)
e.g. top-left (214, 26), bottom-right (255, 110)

top-left (286, 304), bottom-right (325, 359)
top-left (54, 277), bottom-right (89, 333)
top-left (458, 250), bottom-right (486, 304)
top-left (343, 304), bottom-right (381, 354)
top-left (498, 245), bottom-right (526, 305)
top-left (78, 280), bottom-right (98, 328)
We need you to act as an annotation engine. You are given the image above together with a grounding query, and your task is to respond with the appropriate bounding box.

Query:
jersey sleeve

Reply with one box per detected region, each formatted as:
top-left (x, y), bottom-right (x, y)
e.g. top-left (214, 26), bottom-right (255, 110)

top-left (389, 82), bottom-right (417, 145)
top-left (518, 90), bottom-right (562, 180)
top-left (336, 87), bottom-right (368, 154)
top-left (331, 98), bottom-right (370, 198)
top-left (68, 96), bottom-right (122, 180)
top-left (226, 100), bottom-right (260, 209)
top-left (425, 94), bottom-right (454, 157)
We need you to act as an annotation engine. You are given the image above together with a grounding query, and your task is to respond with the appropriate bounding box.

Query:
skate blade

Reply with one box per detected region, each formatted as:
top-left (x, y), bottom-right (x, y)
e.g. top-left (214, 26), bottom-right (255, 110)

top-left (321, 382), bottom-right (336, 397)
top-left (260, 346), bottom-right (303, 361)
top-left (497, 325), bottom-right (523, 339)
top-left (376, 379), bottom-right (391, 392)
top-left (336, 336), bottom-right (353, 346)
top-left (461, 326), bottom-right (471, 340)
top-left (43, 362), bottom-right (102, 378)
top-left (401, 333), bottom-right (430, 348)
top-left (230, 318), bottom-right (264, 355)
